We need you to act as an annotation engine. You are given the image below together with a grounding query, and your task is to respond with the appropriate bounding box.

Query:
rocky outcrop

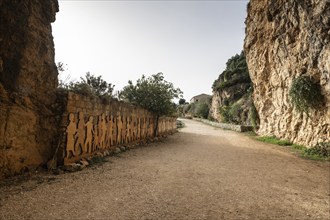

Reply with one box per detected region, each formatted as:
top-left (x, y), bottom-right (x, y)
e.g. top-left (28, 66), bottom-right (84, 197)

top-left (210, 53), bottom-right (253, 125)
top-left (210, 91), bottom-right (221, 120)
top-left (0, 0), bottom-right (59, 178)
top-left (244, 0), bottom-right (330, 146)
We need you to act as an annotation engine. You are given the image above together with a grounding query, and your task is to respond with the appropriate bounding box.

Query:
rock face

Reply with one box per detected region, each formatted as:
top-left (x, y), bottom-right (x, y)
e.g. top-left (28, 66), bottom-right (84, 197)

top-left (0, 0), bottom-right (59, 178)
top-left (244, 0), bottom-right (330, 146)
top-left (210, 91), bottom-right (221, 120)
top-left (210, 53), bottom-right (253, 125)
top-left (210, 84), bottom-right (252, 125)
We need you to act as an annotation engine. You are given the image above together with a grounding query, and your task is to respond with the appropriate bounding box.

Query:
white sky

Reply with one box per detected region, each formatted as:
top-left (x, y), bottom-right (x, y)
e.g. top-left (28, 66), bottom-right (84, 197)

top-left (52, 0), bottom-right (248, 101)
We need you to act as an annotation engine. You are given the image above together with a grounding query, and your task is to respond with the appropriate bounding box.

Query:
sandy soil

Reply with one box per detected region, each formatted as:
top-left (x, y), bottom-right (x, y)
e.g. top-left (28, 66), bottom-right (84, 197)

top-left (0, 119), bottom-right (329, 219)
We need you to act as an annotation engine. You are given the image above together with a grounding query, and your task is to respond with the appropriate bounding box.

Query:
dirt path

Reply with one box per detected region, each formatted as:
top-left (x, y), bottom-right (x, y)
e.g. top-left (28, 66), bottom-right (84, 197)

top-left (0, 119), bottom-right (329, 219)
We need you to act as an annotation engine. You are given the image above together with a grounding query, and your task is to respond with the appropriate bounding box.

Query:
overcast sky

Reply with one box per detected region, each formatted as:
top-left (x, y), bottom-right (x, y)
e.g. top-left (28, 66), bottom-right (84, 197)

top-left (52, 0), bottom-right (248, 101)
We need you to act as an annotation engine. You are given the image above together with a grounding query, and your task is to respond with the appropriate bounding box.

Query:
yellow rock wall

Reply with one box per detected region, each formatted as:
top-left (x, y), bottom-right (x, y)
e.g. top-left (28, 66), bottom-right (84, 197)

top-left (244, 0), bottom-right (330, 146)
top-left (0, 0), bottom-right (59, 178)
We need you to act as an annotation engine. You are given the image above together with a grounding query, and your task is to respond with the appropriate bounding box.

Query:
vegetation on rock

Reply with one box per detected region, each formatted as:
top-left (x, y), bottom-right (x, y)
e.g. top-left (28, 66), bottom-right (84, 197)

top-left (212, 52), bottom-right (251, 91)
top-left (211, 52), bottom-right (257, 127)
top-left (289, 75), bottom-right (324, 114)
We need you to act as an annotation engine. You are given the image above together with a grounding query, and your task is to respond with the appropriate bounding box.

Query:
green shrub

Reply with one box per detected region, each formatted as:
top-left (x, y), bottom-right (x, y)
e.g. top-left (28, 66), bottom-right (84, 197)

top-left (289, 75), bottom-right (324, 114)
top-left (228, 102), bottom-right (243, 124)
top-left (219, 102), bottom-right (245, 125)
top-left (196, 103), bottom-right (210, 119)
top-left (217, 74), bottom-right (251, 90)
top-left (258, 140), bottom-right (330, 161)
top-left (304, 142), bottom-right (330, 158)
top-left (212, 52), bottom-right (251, 91)
top-left (219, 106), bottom-right (232, 123)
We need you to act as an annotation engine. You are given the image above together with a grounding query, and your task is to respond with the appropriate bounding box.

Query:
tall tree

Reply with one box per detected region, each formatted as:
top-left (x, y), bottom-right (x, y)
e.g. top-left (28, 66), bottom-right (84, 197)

top-left (120, 72), bottom-right (183, 136)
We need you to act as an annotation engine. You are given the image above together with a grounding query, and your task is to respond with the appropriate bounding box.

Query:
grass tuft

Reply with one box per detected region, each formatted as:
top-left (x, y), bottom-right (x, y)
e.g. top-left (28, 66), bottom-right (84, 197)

top-left (256, 136), bottom-right (292, 146)
top-left (256, 136), bottom-right (329, 161)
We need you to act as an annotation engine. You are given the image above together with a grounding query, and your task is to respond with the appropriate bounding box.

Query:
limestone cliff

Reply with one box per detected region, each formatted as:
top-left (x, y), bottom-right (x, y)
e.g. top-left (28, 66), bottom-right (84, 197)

top-left (244, 0), bottom-right (330, 146)
top-left (210, 53), bottom-right (254, 126)
top-left (0, 0), bottom-right (59, 178)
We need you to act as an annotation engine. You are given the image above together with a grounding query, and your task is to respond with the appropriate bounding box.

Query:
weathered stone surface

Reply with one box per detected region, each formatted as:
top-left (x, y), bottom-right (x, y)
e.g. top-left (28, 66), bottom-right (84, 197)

top-left (244, 0), bottom-right (330, 147)
top-left (0, 0), bottom-right (59, 178)
top-left (210, 91), bottom-right (222, 121)
top-left (210, 83), bottom-right (252, 125)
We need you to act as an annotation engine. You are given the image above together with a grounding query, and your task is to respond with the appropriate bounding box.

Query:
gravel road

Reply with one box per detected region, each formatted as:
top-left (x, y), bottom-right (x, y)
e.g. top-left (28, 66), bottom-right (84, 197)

top-left (0, 119), bottom-right (329, 219)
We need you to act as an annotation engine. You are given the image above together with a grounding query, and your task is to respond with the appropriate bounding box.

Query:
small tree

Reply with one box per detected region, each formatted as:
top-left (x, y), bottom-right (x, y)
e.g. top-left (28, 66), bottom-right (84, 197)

top-left (120, 72), bottom-right (183, 136)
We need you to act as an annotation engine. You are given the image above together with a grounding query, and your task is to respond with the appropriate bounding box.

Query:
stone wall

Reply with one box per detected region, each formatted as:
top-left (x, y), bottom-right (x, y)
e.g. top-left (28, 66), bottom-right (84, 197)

top-left (244, 0), bottom-right (330, 147)
top-left (58, 92), bottom-right (177, 165)
top-left (194, 118), bottom-right (253, 132)
top-left (0, 0), bottom-right (59, 178)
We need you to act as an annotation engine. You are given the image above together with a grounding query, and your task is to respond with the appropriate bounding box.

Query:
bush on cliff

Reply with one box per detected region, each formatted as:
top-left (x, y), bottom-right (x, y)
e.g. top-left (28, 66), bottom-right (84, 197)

top-left (212, 52), bottom-right (257, 127)
top-left (212, 52), bottom-right (251, 91)
top-left (289, 75), bottom-right (324, 114)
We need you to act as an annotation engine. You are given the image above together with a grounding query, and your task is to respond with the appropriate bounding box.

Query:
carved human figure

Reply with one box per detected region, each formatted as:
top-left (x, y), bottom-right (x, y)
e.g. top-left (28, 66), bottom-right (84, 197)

top-left (142, 118), bottom-right (147, 140)
top-left (99, 114), bottom-right (107, 149)
top-left (106, 115), bottom-right (112, 148)
top-left (148, 118), bottom-right (154, 138)
top-left (93, 121), bottom-right (99, 151)
top-left (112, 113), bottom-right (117, 145)
top-left (84, 116), bottom-right (94, 153)
top-left (75, 112), bottom-right (85, 155)
top-left (146, 118), bottom-right (150, 138)
top-left (66, 113), bottom-right (77, 158)
top-left (134, 112), bottom-right (138, 134)
top-left (116, 112), bottom-right (122, 145)
top-left (132, 113), bottom-right (137, 142)
top-left (137, 117), bottom-right (141, 142)
top-left (122, 113), bottom-right (127, 144)
top-left (126, 116), bottom-right (131, 143)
